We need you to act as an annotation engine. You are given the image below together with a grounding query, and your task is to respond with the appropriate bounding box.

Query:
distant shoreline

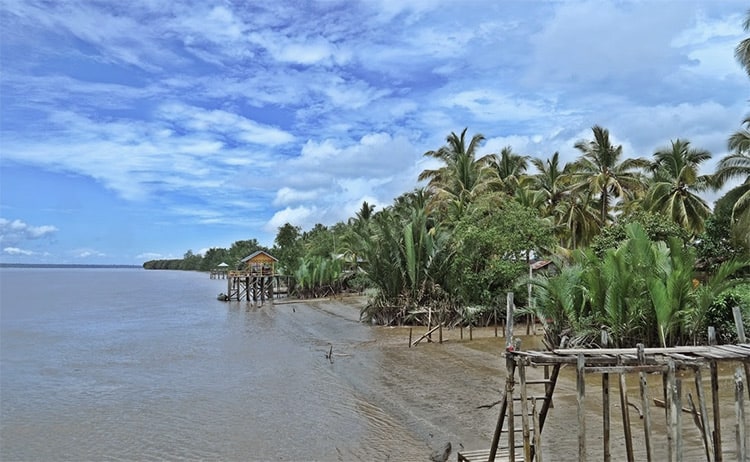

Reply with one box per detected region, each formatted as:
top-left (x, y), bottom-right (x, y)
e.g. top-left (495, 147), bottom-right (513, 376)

top-left (0, 263), bottom-right (142, 269)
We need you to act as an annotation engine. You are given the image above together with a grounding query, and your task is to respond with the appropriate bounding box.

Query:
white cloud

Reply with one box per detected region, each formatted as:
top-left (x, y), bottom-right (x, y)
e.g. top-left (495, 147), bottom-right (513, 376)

top-left (3, 247), bottom-right (34, 256)
top-left (74, 249), bottom-right (106, 258)
top-left (0, 218), bottom-right (58, 246)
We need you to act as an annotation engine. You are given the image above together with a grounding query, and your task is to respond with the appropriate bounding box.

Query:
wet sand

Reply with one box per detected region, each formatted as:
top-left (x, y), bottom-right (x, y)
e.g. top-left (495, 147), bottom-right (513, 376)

top-left (291, 295), bottom-right (749, 461)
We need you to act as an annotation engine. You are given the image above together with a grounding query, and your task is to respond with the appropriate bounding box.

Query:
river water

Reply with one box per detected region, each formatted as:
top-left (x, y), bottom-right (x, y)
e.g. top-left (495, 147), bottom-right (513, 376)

top-left (1, 268), bottom-right (747, 461)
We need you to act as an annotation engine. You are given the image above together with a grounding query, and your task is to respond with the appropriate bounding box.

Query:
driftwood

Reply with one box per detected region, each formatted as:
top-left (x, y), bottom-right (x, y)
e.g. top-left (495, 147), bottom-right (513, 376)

top-left (653, 397), bottom-right (699, 416)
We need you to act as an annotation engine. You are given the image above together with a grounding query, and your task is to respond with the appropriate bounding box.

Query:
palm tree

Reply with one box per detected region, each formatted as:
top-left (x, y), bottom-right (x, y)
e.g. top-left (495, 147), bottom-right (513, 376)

top-left (735, 9), bottom-right (750, 77)
top-left (718, 132), bottom-right (750, 221)
top-left (529, 152), bottom-right (569, 213)
top-left (489, 146), bottom-right (530, 196)
top-left (645, 139), bottom-right (713, 235)
top-left (570, 125), bottom-right (648, 224)
top-left (419, 128), bottom-right (498, 221)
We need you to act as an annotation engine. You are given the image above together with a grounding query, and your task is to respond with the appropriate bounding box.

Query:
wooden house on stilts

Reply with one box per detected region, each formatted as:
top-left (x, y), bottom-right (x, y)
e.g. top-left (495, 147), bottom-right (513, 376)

top-left (221, 251), bottom-right (280, 302)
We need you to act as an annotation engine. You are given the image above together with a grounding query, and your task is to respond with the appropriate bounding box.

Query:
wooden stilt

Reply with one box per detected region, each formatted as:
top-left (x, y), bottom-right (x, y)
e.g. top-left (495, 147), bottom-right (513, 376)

top-left (735, 367), bottom-right (746, 462)
top-left (667, 359), bottom-right (681, 462)
top-left (694, 367), bottom-right (713, 462)
top-left (675, 376), bottom-right (683, 461)
top-left (731, 306), bottom-right (750, 401)
top-left (639, 371), bottom-right (653, 462)
top-left (603, 371), bottom-right (611, 462)
top-left (577, 353), bottom-right (586, 461)
top-left (619, 372), bottom-right (634, 462)
top-left (519, 359), bottom-right (532, 461)
top-left (532, 398), bottom-right (543, 462)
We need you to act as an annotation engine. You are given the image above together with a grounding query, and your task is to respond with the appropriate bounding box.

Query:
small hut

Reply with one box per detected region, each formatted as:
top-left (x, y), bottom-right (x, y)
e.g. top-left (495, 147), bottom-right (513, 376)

top-left (240, 251), bottom-right (278, 276)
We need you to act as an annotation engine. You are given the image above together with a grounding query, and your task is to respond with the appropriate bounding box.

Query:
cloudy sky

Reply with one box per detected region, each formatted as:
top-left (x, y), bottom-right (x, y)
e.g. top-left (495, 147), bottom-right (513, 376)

top-left (0, 0), bottom-right (747, 264)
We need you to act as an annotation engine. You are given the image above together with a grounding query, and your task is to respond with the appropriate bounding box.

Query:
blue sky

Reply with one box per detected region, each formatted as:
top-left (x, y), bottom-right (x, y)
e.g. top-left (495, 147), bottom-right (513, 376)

top-left (0, 0), bottom-right (747, 264)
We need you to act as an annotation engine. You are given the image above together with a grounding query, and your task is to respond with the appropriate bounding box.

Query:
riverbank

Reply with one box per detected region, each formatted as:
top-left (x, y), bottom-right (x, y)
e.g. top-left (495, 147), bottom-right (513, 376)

top-left (291, 295), bottom-right (747, 461)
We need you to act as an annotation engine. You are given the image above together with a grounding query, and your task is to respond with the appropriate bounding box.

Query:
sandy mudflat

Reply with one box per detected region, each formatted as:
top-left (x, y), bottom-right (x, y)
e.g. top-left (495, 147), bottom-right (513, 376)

top-left (286, 295), bottom-right (748, 461)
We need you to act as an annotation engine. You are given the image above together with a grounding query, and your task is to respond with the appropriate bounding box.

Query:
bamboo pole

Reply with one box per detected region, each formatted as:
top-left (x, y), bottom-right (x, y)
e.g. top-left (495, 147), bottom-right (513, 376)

top-left (577, 353), bottom-right (586, 461)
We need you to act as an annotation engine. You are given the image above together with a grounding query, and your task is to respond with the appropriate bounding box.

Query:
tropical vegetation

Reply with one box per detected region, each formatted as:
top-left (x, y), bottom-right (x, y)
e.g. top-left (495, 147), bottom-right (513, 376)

top-left (144, 13), bottom-right (750, 348)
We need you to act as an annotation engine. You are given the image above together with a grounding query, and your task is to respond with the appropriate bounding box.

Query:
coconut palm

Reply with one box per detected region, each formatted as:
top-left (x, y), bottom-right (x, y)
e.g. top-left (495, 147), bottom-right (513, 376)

top-left (529, 151), bottom-right (569, 213)
top-left (715, 141), bottom-right (750, 221)
top-left (735, 9), bottom-right (750, 77)
top-left (419, 128), bottom-right (498, 221)
top-left (570, 125), bottom-right (648, 224)
top-left (489, 146), bottom-right (530, 196)
top-left (645, 139), bottom-right (713, 235)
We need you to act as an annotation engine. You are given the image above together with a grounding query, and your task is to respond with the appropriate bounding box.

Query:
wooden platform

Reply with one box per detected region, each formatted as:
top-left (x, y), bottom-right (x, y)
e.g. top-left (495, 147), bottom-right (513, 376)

top-left (458, 343), bottom-right (750, 462)
top-left (457, 448), bottom-right (525, 462)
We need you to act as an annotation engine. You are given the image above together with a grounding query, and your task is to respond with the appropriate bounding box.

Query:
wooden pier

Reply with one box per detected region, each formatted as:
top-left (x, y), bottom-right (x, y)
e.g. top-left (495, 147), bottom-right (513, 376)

top-left (459, 343), bottom-right (750, 462)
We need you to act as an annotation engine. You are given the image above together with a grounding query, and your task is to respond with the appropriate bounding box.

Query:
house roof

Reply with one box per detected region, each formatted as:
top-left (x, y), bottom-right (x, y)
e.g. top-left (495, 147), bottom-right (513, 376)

top-left (240, 250), bottom-right (278, 263)
top-left (530, 260), bottom-right (553, 270)
top-left (217, 262), bottom-right (229, 267)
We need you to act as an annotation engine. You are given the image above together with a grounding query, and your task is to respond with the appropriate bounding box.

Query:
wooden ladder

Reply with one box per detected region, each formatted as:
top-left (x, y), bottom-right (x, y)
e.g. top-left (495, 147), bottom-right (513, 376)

top-left (459, 355), bottom-right (560, 462)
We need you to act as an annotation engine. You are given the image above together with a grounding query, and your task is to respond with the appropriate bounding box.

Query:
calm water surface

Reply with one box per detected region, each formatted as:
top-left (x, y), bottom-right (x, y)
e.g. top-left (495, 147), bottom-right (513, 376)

top-left (0, 268), bottom-right (427, 461)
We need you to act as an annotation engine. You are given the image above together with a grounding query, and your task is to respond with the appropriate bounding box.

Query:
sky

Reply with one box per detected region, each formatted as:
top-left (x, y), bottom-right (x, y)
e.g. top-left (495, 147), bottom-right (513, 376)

top-left (0, 0), bottom-right (748, 265)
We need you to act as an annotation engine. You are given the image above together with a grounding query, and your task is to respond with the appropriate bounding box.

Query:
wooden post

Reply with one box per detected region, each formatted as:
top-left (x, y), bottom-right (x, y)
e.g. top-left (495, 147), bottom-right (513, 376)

top-left (469, 325), bottom-right (473, 341)
top-left (489, 355), bottom-right (516, 462)
top-left (460, 326), bottom-right (463, 340)
top-left (438, 324), bottom-right (443, 344)
top-left (666, 360), bottom-right (676, 462)
top-left (408, 328), bottom-right (412, 347)
top-left (602, 329), bottom-right (611, 462)
top-left (640, 371), bottom-right (653, 462)
top-left (620, 372), bottom-right (635, 462)
top-left (532, 398), bottom-right (543, 462)
top-left (577, 354), bottom-right (586, 461)
top-left (694, 367), bottom-right (713, 462)
top-left (519, 359), bottom-right (532, 462)
top-left (709, 326), bottom-right (723, 462)
top-left (506, 292), bottom-right (514, 348)
top-left (735, 368), bottom-right (746, 462)
top-left (675, 377), bottom-right (683, 462)
top-left (731, 306), bottom-right (750, 401)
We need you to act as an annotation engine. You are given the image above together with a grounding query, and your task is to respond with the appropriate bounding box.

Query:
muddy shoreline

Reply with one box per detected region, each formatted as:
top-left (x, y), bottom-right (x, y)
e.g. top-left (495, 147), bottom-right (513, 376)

top-left (291, 295), bottom-right (748, 461)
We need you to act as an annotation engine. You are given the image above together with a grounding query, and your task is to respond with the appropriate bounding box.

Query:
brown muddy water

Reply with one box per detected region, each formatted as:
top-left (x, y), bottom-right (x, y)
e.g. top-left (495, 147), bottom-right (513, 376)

top-left (1, 268), bottom-right (747, 461)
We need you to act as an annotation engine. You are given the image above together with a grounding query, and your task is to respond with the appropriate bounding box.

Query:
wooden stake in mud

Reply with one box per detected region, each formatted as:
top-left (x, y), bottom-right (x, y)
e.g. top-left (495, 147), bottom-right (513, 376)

top-left (439, 324), bottom-right (443, 344)
top-left (408, 328), bottom-right (412, 347)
